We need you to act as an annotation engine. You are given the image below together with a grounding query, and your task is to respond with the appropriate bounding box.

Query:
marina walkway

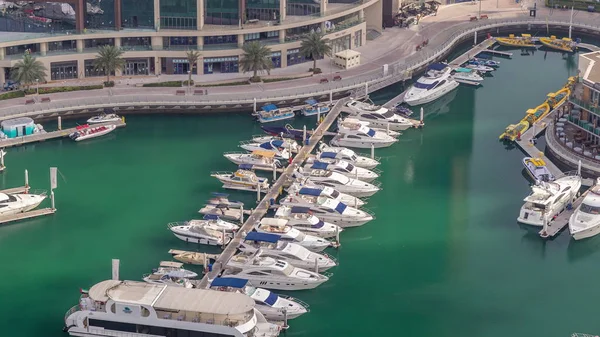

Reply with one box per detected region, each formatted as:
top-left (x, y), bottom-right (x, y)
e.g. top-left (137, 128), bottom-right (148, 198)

top-left (0, 208), bottom-right (55, 226)
top-left (0, 120), bottom-right (126, 148)
top-left (449, 38), bottom-right (497, 67)
top-left (197, 99), bottom-right (348, 288)
top-left (578, 43), bottom-right (600, 52)
top-left (539, 189), bottom-right (590, 238)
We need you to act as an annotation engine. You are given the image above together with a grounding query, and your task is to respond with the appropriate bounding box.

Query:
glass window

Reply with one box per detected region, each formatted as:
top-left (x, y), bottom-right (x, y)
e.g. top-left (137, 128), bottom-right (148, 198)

top-left (160, 0), bottom-right (197, 29)
top-left (205, 0), bottom-right (239, 25)
top-left (5, 43), bottom-right (39, 56)
top-left (84, 38), bottom-right (114, 49)
top-left (580, 203), bottom-right (600, 214)
top-left (48, 40), bottom-right (77, 53)
top-left (122, 0), bottom-right (155, 28)
top-left (51, 61), bottom-right (78, 80)
top-left (85, 0), bottom-right (116, 30)
top-left (122, 37), bottom-right (151, 50)
top-left (286, 0), bottom-right (320, 16)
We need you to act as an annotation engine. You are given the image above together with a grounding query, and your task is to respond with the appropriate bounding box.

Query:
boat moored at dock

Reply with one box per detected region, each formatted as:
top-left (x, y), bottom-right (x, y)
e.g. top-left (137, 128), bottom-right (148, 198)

top-left (539, 35), bottom-right (574, 52)
top-left (499, 120), bottom-right (529, 141)
top-left (87, 113), bottom-right (121, 124)
top-left (300, 160), bottom-right (380, 182)
top-left (255, 104), bottom-right (295, 123)
top-left (239, 140), bottom-right (295, 158)
top-left (224, 150), bottom-right (284, 168)
top-left (317, 144), bottom-right (380, 169)
top-left (69, 124), bottom-right (116, 142)
top-left (274, 205), bottom-right (343, 238)
top-left (331, 118), bottom-right (398, 148)
top-left (301, 99), bottom-right (331, 117)
top-left (286, 182), bottom-right (366, 207)
top-left (569, 180), bottom-right (600, 240)
top-left (280, 193), bottom-right (374, 227)
top-left (522, 156), bottom-right (555, 182)
top-left (404, 63), bottom-right (460, 106)
top-left (211, 170), bottom-right (270, 193)
top-left (0, 191), bottom-right (46, 215)
top-left (168, 221), bottom-right (232, 245)
top-left (495, 34), bottom-right (536, 48)
top-left (256, 218), bottom-right (332, 252)
top-left (293, 170), bottom-right (381, 197)
top-left (452, 67), bottom-right (484, 85)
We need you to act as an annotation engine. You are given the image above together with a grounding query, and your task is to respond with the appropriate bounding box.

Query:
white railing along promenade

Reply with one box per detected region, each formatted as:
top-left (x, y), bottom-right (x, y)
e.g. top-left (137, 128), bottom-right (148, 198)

top-left (1, 17), bottom-right (598, 118)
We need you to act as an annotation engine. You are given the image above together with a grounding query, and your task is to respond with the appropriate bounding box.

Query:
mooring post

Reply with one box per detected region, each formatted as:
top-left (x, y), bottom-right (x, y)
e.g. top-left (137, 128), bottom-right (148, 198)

top-left (51, 190), bottom-right (55, 210)
top-left (474, 31), bottom-right (477, 45)
top-left (253, 98), bottom-right (257, 113)
top-left (24, 169), bottom-right (29, 192)
top-left (58, 116), bottom-right (62, 131)
top-left (329, 90), bottom-right (333, 104)
top-left (335, 224), bottom-right (341, 248)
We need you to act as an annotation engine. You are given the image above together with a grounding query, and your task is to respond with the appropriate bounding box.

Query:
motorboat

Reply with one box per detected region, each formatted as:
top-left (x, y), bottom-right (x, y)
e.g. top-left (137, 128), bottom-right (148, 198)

top-left (261, 125), bottom-right (312, 141)
top-left (317, 143), bottom-right (380, 169)
top-left (496, 33), bottom-right (536, 48)
top-left (464, 64), bottom-right (494, 73)
top-left (222, 251), bottom-right (330, 291)
top-left (499, 120), bottom-right (529, 141)
top-left (256, 218), bottom-right (332, 252)
top-left (64, 280), bottom-right (281, 337)
top-left (207, 192), bottom-right (244, 209)
top-left (343, 100), bottom-right (416, 131)
top-left (300, 161), bottom-right (379, 182)
top-left (301, 99), bottom-right (330, 116)
top-left (87, 113), bottom-right (121, 124)
top-left (522, 102), bottom-right (551, 125)
top-left (293, 170), bottom-right (381, 197)
top-left (198, 204), bottom-right (246, 222)
top-left (337, 117), bottom-right (402, 137)
top-left (168, 221), bottom-right (232, 245)
top-left (286, 182), bottom-right (366, 207)
top-left (393, 105), bottom-right (414, 118)
top-left (210, 277), bottom-right (309, 320)
top-left (404, 63), bottom-right (460, 106)
top-left (331, 118), bottom-right (398, 149)
top-left (171, 215), bottom-right (240, 232)
top-left (146, 261), bottom-right (198, 279)
top-left (211, 170), bottom-right (270, 193)
top-left (522, 157), bottom-right (555, 182)
top-left (280, 194), bottom-right (374, 227)
top-left (69, 124), bottom-right (116, 141)
top-left (141, 273), bottom-right (194, 288)
top-left (466, 59), bottom-right (499, 68)
top-left (274, 205), bottom-right (343, 238)
top-left (240, 232), bottom-right (337, 271)
top-left (250, 136), bottom-right (301, 153)
top-left (255, 104), bottom-right (295, 123)
top-left (452, 67), bottom-right (484, 84)
top-left (539, 35), bottom-right (574, 52)
top-left (239, 140), bottom-right (294, 159)
top-left (569, 180), bottom-right (600, 240)
top-left (224, 150), bottom-right (284, 168)
top-left (517, 174), bottom-right (582, 226)
top-left (0, 191), bottom-right (46, 215)
top-left (168, 249), bottom-right (218, 265)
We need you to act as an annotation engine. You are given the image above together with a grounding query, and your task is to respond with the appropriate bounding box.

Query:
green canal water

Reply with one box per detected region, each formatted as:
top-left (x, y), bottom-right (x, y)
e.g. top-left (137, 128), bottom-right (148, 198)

top-left (0, 49), bottom-right (593, 337)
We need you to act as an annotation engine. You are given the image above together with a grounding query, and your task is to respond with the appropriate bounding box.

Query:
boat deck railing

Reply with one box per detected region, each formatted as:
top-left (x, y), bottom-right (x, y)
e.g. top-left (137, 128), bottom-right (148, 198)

top-left (63, 305), bottom-right (80, 324)
top-left (280, 295), bottom-right (311, 310)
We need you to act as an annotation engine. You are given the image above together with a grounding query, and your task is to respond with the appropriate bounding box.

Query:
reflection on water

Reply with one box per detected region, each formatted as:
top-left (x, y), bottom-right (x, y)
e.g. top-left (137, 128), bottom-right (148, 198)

top-left (419, 88), bottom-right (459, 120)
top-left (567, 235), bottom-right (600, 262)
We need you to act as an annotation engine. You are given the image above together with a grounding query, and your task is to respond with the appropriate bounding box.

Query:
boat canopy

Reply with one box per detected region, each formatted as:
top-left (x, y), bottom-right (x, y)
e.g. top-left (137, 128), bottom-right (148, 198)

top-left (428, 63), bottom-right (446, 71)
top-left (260, 218), bottom-right (288, 227)
top-left (203, 214), bottom-right (220, 220)
top-left (320, 152), bottom-right (338, 159)
top-left (259, 142), bottom-right (276, 149)
top-left (311, 161), bottom-right (329, 170)
top-left (455, 67), bottom-right (473, 73)
top-left (414, 81), bottom-right (438, 89)
top-left (245, 231), bottom-right (280, 243)
top-left (262, 104), bottom-right (279, 112)
top-left (305, 99), bottom-right (318, 105)
top-left (239, 164), bottom-right (254, 170)
top-left (299, 187), bottom-right (323, 196)
top-left (335, 202), bottom-right (347, 214)
top-left (271, 140), bottom-right (285, 148)
top-left (290, 206), bottom-right (312, 214)
top-left (211, 277), bottom-right (249, 289)
top-left (252, 150), bottom-right (275, 157)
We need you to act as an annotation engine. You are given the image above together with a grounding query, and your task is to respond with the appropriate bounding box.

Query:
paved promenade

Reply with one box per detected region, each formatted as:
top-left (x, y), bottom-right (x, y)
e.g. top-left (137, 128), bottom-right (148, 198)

top-left (0, 0), bottom-right (597, 115)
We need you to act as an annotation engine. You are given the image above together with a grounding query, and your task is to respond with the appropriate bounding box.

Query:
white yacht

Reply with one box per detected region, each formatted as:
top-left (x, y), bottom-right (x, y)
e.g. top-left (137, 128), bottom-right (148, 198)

top-left (251, 136), bottom-right (301, 153)
top-left (317, 143), bottom-right (380, 169)
top-left (210, 277), bottom-right (309, 320)
top-left (342, 99), bottom-right (384, 115)
top-left (280, 195), bottom-right (374, 227)
top-left (343, 101), bottom-right (416, 131)
top-left (517, 174), bottom-right (582, 226)
top-left (274, 205), bottom-right (343, 238)
top-left (286, 183), bottom-right (366, 207)
top-left (224, 150), bottom-right (284, 168)
top-left (293, 170), bottom-right (381, 197)
top-left (211, 170), bottom-right (270, 193)
top-left (301, 160), bottom-right (380, 182)
top-left (404, 63), bottom-right (460, 106)
top-left (239, 140), bottom-right (294, 159)
top-left (142, 273), bottom-right (195, 288)
top-left (64, 279), bottom-right (281, 337)
top-left (87, 113), bottom-right (121, 124)
top-left (172, 215), bottom-right (240, 232)
top-left (147, 261), bottom-right (198, 279)
top-left (0, 191), bottom-right (46, 215)
top-left (168, 222), bottom-right (232, 245)
top-left (331, 118), bottom-right (398, 148)
top-left (451, 67), bottom-right (484, 85)
top-left (223, 251), bottom-right (330, 291)
top-left (240, 232), bottom-right (337, 271)
top-left (256, 218), bottom-right (332, 252)
top-left (569, 181), bottom-right (600, 240)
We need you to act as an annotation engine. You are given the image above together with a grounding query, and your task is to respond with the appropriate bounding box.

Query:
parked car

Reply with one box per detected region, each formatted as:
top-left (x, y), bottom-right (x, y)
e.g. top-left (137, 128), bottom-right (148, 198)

top-left (3, 81), bottom-right (19, 91)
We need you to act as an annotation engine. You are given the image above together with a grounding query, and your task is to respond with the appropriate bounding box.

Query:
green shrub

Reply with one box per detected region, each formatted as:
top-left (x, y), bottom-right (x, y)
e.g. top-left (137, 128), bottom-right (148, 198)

top-left (142, 81), bottom-right (182, 87)
top-left (182, 80), bottom-right (194, 86)
top-left (0, 91), bottom-right (25, 100)
top-left (249, 76), bottom-right (262, 83)
top-left (104, 81), bottom-right (115, 87)
top-left (24, 85), bottom-right (103, 95)
top-left (263, 75), bottom-right (312, 83)
top-left (310, 67), bottom-right (322, 74)
top-left (196, 81), bottom-right (249, 87)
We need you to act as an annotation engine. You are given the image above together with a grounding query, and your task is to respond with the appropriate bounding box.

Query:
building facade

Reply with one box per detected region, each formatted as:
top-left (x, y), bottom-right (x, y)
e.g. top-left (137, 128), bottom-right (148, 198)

top-left (0, 0), bottom-right (382, 84)
top-left (567, 51), bottom-right (600, 148)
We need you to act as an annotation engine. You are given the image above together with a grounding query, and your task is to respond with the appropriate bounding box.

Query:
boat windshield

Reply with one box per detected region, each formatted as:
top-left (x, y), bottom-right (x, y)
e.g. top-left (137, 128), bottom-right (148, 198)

top-left (329, 189), bottom-right (340, 198)
top-left (263, 292), bottom-right (279, 306)
top-left (580, 203), bottom-right (600, 215)
top-left (414, 81), bottom-right (438, 90)
top-left (307, 215), bottom-right (320, 225)
top-left (295, 231), bottom-right (306, 241)
top-left (343, 162), bottom-right (355, 172)
top-left (381, 110), bottom-right (395, 118)
top-left (281, 263), bottom-right (295, 275)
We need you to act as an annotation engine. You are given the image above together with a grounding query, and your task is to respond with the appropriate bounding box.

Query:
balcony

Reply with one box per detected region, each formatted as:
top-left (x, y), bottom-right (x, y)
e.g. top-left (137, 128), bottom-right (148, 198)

top-left (570, 97), bottom-right (600, 116)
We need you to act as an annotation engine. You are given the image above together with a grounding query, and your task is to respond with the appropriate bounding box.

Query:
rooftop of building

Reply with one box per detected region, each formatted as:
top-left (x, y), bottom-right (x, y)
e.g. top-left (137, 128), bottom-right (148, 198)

top-left (580, 51), bottom-right (600, 85)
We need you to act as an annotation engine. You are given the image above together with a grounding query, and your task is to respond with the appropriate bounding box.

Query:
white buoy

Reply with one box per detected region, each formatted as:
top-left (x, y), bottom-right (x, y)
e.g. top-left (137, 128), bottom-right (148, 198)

top-left (51, 190), bottom-right (55, 210)
top-left (578, 159), bottom-right (582, 176)
top-left (253, 98), bottom-right (257, 113)
top-left (371, 143), bottom-right (375, 159)
top-left (24, 169), bottom-right (29, 192)
top-left (58, 116), bottom-right (62, 130)
top-left (111, 259), bottom-right (120, 281)
top-left (303, 125), bottom-right (307, 144)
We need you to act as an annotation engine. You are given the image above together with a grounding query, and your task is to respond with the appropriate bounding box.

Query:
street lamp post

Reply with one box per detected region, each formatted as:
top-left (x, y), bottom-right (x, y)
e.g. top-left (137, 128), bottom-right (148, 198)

top-left (478, 0), bottom-right (482, 18)
top-left (187, 70), bottom-right (191, 94)
top-left (35, 79), bottom-right (39, 95)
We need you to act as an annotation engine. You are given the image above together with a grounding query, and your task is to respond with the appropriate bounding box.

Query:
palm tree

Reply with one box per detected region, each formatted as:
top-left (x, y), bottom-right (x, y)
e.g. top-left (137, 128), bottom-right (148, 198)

top-left (300, 32), bottom-right (332, 73)
top-left (93, 45), bottom-right (125, 84)
top-left (240, 41), bottom-right (273, 81)
top-left (185, 50), bottom-right (202, 84)
top-left (10, 54), bottom-right (47, 91)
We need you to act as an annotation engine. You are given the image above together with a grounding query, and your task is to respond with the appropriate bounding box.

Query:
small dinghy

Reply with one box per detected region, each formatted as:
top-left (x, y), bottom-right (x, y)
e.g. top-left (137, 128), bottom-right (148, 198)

top-left (522, 157), bottom-right (555, 182)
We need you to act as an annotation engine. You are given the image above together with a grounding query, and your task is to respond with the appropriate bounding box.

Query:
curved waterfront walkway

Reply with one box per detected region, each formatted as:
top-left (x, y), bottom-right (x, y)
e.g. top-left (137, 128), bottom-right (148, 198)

top-left (0, 1), bottom-right (599, 118)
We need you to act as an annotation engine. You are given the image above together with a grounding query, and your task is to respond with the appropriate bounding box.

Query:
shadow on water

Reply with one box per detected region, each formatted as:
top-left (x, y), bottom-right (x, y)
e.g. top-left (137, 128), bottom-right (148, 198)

top-left (567, 235), bottom-right (600, 262)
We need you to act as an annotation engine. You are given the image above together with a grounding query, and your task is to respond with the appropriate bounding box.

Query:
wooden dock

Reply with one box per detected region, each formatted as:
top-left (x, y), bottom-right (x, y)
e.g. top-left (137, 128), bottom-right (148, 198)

top-left (0, 186), bottom-right (28, 194)
top-left (197, 99), bottom-right (347, 288)
top-left (514, 104), bottom-right (594, 186)
top-left (539, 189), bottom-right (590, 238)
top-left (481, 49), bottom-right (513, 57)
top-left (0, 207), bottom-right (55, 225)
top-left (0, 120), bottom-right (126, 148)
top-left (449, 38), bottom-right (497, 67)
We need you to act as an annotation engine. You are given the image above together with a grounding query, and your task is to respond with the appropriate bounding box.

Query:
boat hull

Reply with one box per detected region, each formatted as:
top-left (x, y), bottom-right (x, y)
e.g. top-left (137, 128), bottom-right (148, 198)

top-left (353, 117), bottom-right (412, 131)
top-left (245, 278), bottom-right (326, 291)
top-left (73, 126), bottom-right (116, 141)
top-left (570, 223), bottom-right (600, 240)
top-left (539, 38), bottom-right (573, 52)
top-left (258, 113), bottom-right (295, 124)
top-left (330, 137), bottom-right (397, 149)
top-left (495, 38), bottom-right (536, 48)
top-left (172, 232), bottom-right (227, 246)
top-left (404, 81), bottom-right (459, 106)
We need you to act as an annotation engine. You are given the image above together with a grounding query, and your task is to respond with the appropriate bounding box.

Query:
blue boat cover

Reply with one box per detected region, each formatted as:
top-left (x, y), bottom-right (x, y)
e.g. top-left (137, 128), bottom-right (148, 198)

top-left (366, 128), bottom-right (376, 137)
top-left (271, 140), bottom-right (284, 147)
top-left (428, 63), bottom-right (446, 71)
top-left (311, 161), bottom-right (329, 170)
top-left (239, 164), bottom-right (254, 170)
top-left (203, 214), bottom-right (220, 220)
top-left (290, 206), bottom-right (311, 214)
top-left (320, 152), bottom-right (337, 159)
top-left (211, 277), bottom-right (249, 288)
top-left (312, 220), bottom-right (325, 229)
top-left (334, 202), bottom-right (347, 214)
top-left (299, 187), bottom-right (322, 196)
top-left (259, 142), bottom-right (275, 149)
top-left (263, 292), bottom-right (279, 306)
top-left (262, 104), bottom-right (278, 112)
top-left (414, 81), bottom-right (438, 89)
top-left (245, 231), bottom-right (281, 243)
top-left (305, 99), bottom-right (318, 106)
